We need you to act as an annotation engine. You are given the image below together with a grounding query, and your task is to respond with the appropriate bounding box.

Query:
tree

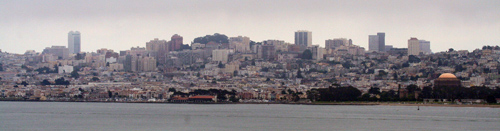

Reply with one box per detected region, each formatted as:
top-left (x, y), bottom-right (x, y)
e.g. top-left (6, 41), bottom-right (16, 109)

top-left (180, 44), bottom-right (191, 50)
top-left (218, 62), bottom-right (225, 68)
top-left (406, 84), bottom-right (419, 94)
top-left (108, 91), bottom-right (113, 98)
top-left (71, 70), bottom-right (79, 79)
top-left (75, 53), bottom-right (86, 60)
top-left (448, 48), bottom-right (454, 52)
top-left (297, 69), bottom-right (303, 78)
top-left (20, 81), bottom-right (29, 87)
top-left (55, 77), bottom-right (70, 85)
top-left (402, 62), bottom-right (410, 68)
top-left (408, 55), bottom-right (421, 63)
top-left (301, 49), bottom-right (313, 60)
top-left (378, 70), bottom-right (388, 76)
top-left (41, 79), bottom-right (51, 86)
top-left (0, 62), bottom-right (3, 71)
top-left (486, 95), bottom-right (496, 103)
top-left (91, 77), bottom-right (100, 82)
top-left (229, 95), bottom-right (239, 102)
top-left (168, 88), bottom-right (176, 92)
top-left (266, 78), bottom-right (271, 81)
top-left (192, 33), bottom-right (229, 44)
top-left (368, 87), bottom-right (381, 94)
top-left (421, 86), bottom-right (433, 98)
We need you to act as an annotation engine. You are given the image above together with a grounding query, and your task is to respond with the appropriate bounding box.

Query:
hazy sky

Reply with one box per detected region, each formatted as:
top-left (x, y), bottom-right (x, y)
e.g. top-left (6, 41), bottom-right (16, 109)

top-left (1, 0), bottom-right (499, 54)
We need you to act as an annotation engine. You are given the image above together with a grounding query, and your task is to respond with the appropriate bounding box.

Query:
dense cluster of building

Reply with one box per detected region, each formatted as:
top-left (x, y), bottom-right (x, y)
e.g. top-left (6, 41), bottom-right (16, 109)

top-left (1, 30), bottom-right (499, 103)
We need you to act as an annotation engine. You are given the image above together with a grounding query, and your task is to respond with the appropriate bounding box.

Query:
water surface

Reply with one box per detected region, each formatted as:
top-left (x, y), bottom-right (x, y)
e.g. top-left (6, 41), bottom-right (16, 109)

top-left (0, 102), bottom-right (499, 130)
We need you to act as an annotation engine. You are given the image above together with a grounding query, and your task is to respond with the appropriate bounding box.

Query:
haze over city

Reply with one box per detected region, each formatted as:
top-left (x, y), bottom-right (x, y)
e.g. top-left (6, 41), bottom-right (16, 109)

top-left (1, 0), bottom-right (499, 54)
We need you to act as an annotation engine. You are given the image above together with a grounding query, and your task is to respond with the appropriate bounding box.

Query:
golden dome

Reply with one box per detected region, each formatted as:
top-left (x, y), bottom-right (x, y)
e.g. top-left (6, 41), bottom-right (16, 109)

top-left (438, 73), bottom-right (457, 79)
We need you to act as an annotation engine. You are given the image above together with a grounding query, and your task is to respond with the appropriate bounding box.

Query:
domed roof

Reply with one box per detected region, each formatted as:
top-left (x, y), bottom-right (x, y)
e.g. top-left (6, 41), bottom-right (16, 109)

top-left (438, 73), bottom-right (457, 79)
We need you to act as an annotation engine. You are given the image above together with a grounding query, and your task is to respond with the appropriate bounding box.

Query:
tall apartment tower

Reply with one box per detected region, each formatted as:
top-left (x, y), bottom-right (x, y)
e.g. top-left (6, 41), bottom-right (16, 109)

top-left (229, 36), bottom-right (250, 53)
top-left (368, 32), bottom-right (385, 52)
top-left (295, 30), bottom-right (312, 47)
top-left (419, 40), bottom-right (431, 54)
top-left (377, 33), bottom-right (385, 52)
top-left (68, 31), bottom-right (81, 54)
top-left (408, 37), bottom-right (420, 56)
top-left (170, 34), bottom-right (183, 51)
top-left (325, 38), bottom-right (348, 49)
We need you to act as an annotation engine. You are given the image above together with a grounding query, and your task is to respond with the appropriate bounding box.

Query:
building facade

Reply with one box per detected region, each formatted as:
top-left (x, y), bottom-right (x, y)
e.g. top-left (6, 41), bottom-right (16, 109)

top-left (295, 31), bottom-right (312, 47)
top-left (419, 40), bottom-right (431, 54)
top-left (68, 31), bottom-right (81, 54)
top-left (325, 38), bottom-right (349, 49)
top-left (170, 34), bottom-right (183, 51)
top-left (408, 37), bottom-right (421, 56)
top-left (368, 35), bottom-right (379, 52)
top-left (42, 46), bottom-right (69, 60)
top-left (368, 32), bottom-right (385, 52)
top-left (212, 49), bottom-right (231, 63)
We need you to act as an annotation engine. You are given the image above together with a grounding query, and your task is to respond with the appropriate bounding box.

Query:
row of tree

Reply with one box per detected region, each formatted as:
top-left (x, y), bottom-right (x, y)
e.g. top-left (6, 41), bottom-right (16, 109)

top-left (40, 77), bottom-right (70, 86)
top-left (170, 88), bottom-right (238, 102)
top-left (192, 33), bottom-right (229, 44)
top-left (307, 84), bottom-right (500, 103)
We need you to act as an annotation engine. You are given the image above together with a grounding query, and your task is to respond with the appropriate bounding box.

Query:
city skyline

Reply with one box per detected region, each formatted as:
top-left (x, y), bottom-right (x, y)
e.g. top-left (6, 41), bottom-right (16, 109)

top-left (1, 0), bottom-right (499, 54)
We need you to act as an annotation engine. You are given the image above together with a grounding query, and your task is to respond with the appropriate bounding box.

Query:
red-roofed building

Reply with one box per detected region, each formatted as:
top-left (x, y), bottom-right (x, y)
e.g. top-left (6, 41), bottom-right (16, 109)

top-left (189, 95), bottom-right (217, 102)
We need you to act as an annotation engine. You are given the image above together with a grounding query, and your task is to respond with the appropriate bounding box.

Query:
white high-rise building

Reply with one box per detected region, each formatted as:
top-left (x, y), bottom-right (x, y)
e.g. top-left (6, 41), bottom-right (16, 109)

top-left (264, 40), bottom-right (288, 52)
top-left (68, 31), bottom-right (81, 54)
top-left (212, 49), bottom-right (231, 63)
top-left (408, 38), bottom-right (421, 56)
top-left (229, 36), bottom-right (250, 53)
top-left (295, 30), bottom-right (312, 47)
top-left (139, 56), bottom-right (157, 72)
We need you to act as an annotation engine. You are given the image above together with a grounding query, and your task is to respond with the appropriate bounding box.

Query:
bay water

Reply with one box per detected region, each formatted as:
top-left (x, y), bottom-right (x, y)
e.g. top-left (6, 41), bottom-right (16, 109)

top-left (1, 102), bottom-right (499, 130)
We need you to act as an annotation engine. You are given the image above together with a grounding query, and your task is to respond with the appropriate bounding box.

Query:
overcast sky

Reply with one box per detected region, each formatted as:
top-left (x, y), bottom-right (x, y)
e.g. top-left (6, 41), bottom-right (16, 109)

top-left (1, 0), bottom-right (499, 54)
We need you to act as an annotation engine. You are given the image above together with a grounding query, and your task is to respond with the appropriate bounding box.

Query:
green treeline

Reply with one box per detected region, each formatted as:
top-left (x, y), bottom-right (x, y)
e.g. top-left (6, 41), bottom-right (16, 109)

top-left (307, 84), bottom-right (500, 103)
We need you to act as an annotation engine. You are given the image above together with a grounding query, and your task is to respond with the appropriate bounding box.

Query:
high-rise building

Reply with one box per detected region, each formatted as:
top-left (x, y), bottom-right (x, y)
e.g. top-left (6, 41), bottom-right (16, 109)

top-left (419, 40), bottom-right (431, 54)
top-left (308, 45), bottom-right (324, 60)
top-left (68, 31), bottom-right (81, 54)
top-left (377, 33), bottom-right (385, 51)
top-left (261, 45), bottom-right (276, 61)
top-left (263, 40), bottom-right (288, 52)
top-left (408, 37), bottom-right (420, 56)
top-left (170, 34), bottom-right (183, 51)
top-left (212, 49), bottom-right (231, 63)
top-left (139, 56), bottom-right (157, 72)
top-left (229, 36), bottom-right (250, 53)
top-left (368, 32), bottom-right (385, 52)
top-left (146, 38), bottom-right (168, 64)
top-left (42, 46), bottom-right (69, 59)
top-left (295, 30), bottom-right (312, 47)
top-left (124, 55), bottom-right (139, 72)
top-left (325, 38), bottom-right (348, 49)
top-left (369, 35), bottom-right (379, 51)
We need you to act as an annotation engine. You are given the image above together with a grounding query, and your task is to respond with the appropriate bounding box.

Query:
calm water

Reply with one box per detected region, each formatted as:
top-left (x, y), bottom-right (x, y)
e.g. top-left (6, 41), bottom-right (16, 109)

top-left (0, 102), bottom-right (499, 131)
